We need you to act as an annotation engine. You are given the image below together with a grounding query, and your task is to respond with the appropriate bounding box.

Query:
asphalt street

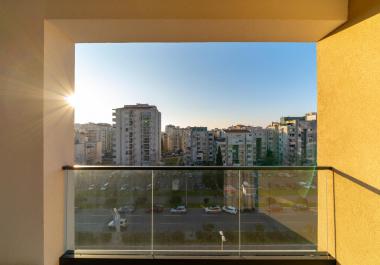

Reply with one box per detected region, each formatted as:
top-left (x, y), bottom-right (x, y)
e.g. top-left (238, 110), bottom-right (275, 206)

top-left (75, 207), bottom-right (317, 234)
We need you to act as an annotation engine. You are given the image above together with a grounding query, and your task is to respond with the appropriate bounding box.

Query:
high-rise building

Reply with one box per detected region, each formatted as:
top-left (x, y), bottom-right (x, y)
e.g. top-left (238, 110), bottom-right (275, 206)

top-left (165, 125), bottom-right (182, 153)
top-left (214, 137), bottom-right (227, 165)
top-left (75, 123), bottom-right (114, 164)
top-left (278, 112), bottom-right (317, 165)
top-left (300, 113), bottom-right (317, 165)
top-left (266, 122), bottom-right (280, 163)
top-left (187, 127), bottom-right (214, 165)
top-left (224, 127), bottom-right (253, 166)
top-left (251, 127), bottom-right (268, 164)
top-left (74, 123), bottom-right (113, 165)
top-left (161, 132), bottom-right (169, 154)
top-left (113, 104), bottom-right (161, 165)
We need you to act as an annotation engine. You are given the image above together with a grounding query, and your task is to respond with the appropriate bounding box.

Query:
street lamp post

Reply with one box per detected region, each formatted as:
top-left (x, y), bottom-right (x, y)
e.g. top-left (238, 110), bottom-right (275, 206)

top-left (185, 173), bottom-right (192, 207)
top-left (185, 174), bottom-right (188, 207)
top-left (219, 231), bottom-right (226, 251)
top-left (112, 208), bottom-right (121, 243)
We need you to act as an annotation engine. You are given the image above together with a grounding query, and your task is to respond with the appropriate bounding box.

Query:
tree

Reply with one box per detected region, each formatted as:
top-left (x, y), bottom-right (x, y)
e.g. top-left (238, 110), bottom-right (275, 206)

top-left (169, 192), bottom-right (182, 206)
top-left (216, 146), bottom-right (223, 166)
top-left (263, 150), bottom-right (278, 166)
top-left (202, 171), bottom-right (224, 191)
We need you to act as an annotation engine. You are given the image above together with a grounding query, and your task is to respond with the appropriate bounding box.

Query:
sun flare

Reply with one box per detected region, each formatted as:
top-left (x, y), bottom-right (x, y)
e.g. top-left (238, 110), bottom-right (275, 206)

top-left (64, 94), bottom-right (78, 108)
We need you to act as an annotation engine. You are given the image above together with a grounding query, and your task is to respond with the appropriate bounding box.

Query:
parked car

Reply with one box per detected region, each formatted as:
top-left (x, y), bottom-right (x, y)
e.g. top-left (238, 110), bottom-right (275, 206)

top-left (100, 182), bottom-right (109, 191)
top-left (222, 206), bottom-right (238, 215)
top-left (107, 218), bottom-right (127, 230)
top-left (205, 205), bottom-right (222, 214)
top-left (170, 205), bottom-right (187, 214)
top-left (146, 204), bottom-right (164, 213)
top-left (118, 204), bottom-right (136, 214)
top-left (241, 207), bottom-right (256, 213)
top-left (88, 184), bottom-right (95, 191)
top-left (292, 204), bottom-right (308, 211)
top-left (120, 184), bottom-right (129, 191)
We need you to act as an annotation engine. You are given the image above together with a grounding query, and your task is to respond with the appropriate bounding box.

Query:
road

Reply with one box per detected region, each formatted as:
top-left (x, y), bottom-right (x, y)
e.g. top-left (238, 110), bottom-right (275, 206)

top-left (74, 207), bottom-right (317, 251)
top-left (75, 207), bottom-right (316, 234)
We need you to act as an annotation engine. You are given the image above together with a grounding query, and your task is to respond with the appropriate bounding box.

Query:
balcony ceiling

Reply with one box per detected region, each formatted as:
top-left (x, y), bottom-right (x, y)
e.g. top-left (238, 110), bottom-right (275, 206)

top-left (46, 0), bottom-right (348, 42)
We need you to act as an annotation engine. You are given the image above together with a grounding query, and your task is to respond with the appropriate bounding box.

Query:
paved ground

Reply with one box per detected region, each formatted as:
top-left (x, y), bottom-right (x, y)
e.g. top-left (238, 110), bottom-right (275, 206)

top-left (76, 207), bottom-right (315, 232)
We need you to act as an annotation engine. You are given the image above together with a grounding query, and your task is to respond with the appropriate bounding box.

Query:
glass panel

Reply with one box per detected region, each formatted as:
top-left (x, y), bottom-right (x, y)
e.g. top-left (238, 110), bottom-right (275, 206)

top-left (65, 168), bottom-right (330, 255)
top-left (72, 169), bottom-right (152, 251)
top-left (240, 169), bottom-right (318, 252)
top-left (153, 170), bottom-right (239, 254)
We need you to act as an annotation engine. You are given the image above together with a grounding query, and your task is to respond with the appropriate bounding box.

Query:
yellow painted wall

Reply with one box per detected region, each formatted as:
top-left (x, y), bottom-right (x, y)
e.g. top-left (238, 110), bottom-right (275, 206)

top-left (317, 1), bottom-right (380, 264)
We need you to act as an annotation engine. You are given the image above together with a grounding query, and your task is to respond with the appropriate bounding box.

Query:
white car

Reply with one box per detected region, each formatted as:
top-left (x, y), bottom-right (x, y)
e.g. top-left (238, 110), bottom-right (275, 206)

top-left (100, 182), bottom-right (109, 191)
top-left (108, 218), bottom-right (127, 229)
top-left (120, 184), bottom-right (129, 191)
top-left (170, 205), bottom-right (187, 214)
top-left (88, 184), bottom-right (95, 191)
top-left (222, 206), bottom-right (238, 215)
top-left (205, 206), bottom-right (222, 214)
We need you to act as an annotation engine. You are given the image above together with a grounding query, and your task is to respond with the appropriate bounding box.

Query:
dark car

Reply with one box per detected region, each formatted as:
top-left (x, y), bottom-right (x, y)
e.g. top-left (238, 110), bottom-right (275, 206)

top-left (146, 204), bottom-right (164, 213)
top-left (118, 204), bottom-right (136, 214)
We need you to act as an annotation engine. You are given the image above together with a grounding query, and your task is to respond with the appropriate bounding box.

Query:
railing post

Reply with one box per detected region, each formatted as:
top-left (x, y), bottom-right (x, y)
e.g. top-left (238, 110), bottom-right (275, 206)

top-left (65, 169), bottom-right (75, 251)
top-left (332, 170), bottom-right (337, 258)
top-left (151, 169), bottom-right (154, 256)
top-left (238, 169), bottom-right (241, 256)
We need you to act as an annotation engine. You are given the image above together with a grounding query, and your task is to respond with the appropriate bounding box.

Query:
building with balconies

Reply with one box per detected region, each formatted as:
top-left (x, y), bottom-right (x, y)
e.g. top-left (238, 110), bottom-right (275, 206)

top-left (74, 123), bottom-right (114, 164)
top-left (113, 104), bottom-right (161, 165)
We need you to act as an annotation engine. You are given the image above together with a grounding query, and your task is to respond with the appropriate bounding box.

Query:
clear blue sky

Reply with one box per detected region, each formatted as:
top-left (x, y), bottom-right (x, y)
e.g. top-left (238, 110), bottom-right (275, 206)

top-left (75, 42), bottom-right (316, 128)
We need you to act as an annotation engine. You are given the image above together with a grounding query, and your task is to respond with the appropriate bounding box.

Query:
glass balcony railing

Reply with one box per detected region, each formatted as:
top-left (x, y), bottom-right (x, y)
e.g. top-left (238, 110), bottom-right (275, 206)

top-left (64, 166), bottom-right (333, 256)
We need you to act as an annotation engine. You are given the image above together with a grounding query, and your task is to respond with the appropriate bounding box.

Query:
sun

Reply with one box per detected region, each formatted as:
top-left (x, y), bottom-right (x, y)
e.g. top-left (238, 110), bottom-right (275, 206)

top-left (64, 94), bottom-right (78, 108)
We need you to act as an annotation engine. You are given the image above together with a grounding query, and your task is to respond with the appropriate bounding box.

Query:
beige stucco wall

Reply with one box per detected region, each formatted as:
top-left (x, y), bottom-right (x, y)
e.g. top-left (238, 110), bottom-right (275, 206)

top-left (0, 1), bottom-right (44, 265)
top-left (317, 1), bottom-right (380, 264)
top-left (43, 21), bottom-right (75, 265)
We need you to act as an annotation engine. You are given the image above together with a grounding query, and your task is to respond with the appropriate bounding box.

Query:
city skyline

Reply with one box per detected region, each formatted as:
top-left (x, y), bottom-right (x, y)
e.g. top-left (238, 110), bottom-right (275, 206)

top-left (75, 42), bottom-right (316, 128)
top-left (74, 104), bottom-right (317, 167)
top-left (75, 108), bottom-right (317, 131)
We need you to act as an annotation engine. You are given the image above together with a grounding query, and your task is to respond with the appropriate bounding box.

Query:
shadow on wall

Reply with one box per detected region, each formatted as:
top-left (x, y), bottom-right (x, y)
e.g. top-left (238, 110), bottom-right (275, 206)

top-left (324, 0), bottom-right (380, 39)
top-left (332, 168), bottom-right (380, 196)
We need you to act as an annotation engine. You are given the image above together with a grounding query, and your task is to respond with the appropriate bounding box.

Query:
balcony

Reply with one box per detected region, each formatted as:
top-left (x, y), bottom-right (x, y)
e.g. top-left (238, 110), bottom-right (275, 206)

top-left (3, 1), bottom-right (380, 264)
top-left (61, 166), bottom-right (336, 264)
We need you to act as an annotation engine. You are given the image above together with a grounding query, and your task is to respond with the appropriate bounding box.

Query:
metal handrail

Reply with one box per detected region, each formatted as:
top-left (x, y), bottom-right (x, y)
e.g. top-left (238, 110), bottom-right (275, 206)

top-left (62, 165), bottom-right (332, 170)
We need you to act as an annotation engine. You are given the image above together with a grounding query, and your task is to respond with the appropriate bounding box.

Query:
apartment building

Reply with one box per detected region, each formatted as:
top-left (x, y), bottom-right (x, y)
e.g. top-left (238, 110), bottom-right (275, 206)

top-left (251, 127), bottom-right (268, 165)
top-left (179, 127), bottom-right (191, 153)
top-left (161, 132), bottom-right (169, 153)
top-left (224, 128), bottom-right (253, 166)
top-left (278, 113), bottom-right (317, 165)
top-left (266, 122), bottom-right (280, 161)
top-left (214, 137), bottom-right (227, 165)
top-left (301, 113), bottom-right (317, 165)
top-left (223, 125), bottom-right (269, 166)
top-left (186, 127), bottom-right (214, 165)
top-left (74, 123), bottom-right (115, 164)
top-left (74, 124), bottom-right (110, 165)
top-left (113, 104), bottom-right (161, 165)
top-left (165, 124), bottom-right (182, 153)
